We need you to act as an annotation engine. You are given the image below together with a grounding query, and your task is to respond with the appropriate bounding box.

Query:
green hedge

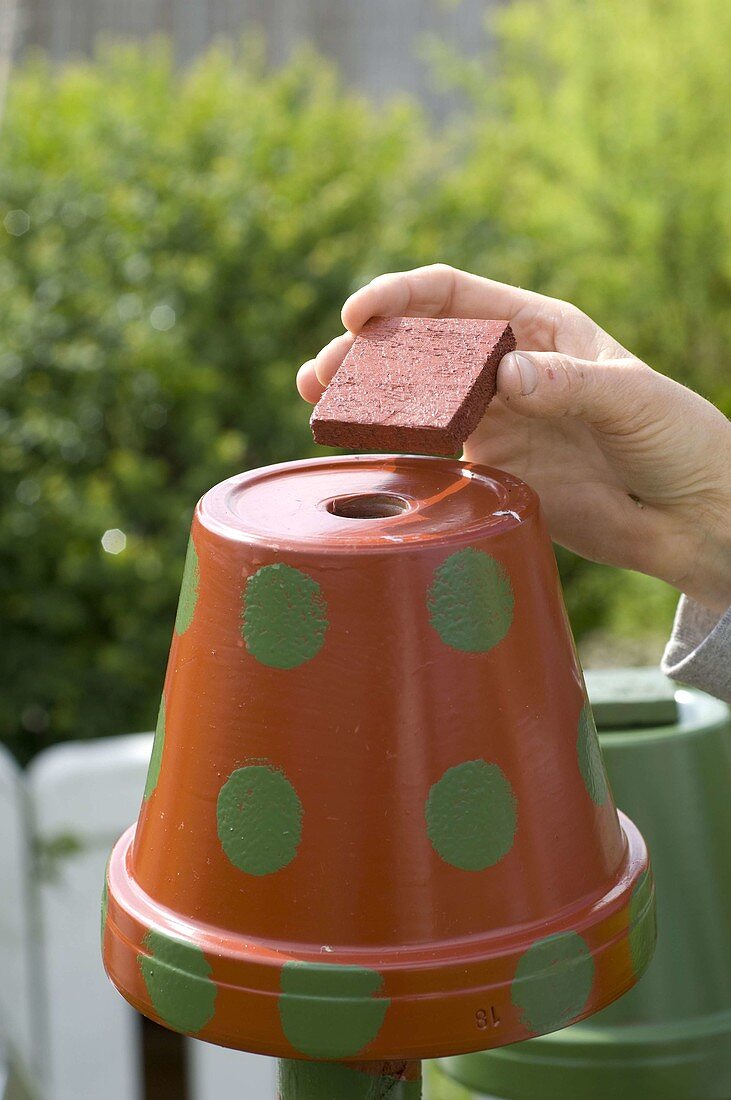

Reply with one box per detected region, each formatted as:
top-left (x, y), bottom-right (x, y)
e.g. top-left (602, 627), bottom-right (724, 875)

top-left (427, 0), bottom-right (731, 641)
top-left (1, 0), bottom-right (728, 761)
top-left (427, 0), bottom-right (731, 406)
top-left (0, 44), bottom-right (426, 760)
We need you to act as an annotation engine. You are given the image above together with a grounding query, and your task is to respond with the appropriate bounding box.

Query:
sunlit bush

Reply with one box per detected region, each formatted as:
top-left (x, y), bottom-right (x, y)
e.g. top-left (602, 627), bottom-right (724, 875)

top-left (422, 0), bottom-right (730, 639)
top-left (1, 0), bottom-right (728, 760)
top-left (0, 43), bottom-right (424, 759)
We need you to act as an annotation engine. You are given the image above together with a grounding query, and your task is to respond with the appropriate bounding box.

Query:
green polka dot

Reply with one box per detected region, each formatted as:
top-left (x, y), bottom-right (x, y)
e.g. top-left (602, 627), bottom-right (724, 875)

top-left (279, 962), bottom-right (389, 1059)
top-left (138, 930), bottom-right (217, 1034)
top-left (217, 764), bottom-right (303, 875)
top-left (427, 548), bottom-right (514, 652)
top-left (278, 1060), bottom-right (420, 1099)
top-left (243, 563), bottom-right (328, 669)
top-left (628, 870), bottom-right (656, 978)
top-left (512, 931), bottom-right (594, 1035)
top-left (577, 703), bottom-right (609, 806)
top-left (174, 537), bottom-right (199, 636)
top-left (425, 759), bottom-right (517, 871)
top-left (143, 695), bottom-right (166, 801)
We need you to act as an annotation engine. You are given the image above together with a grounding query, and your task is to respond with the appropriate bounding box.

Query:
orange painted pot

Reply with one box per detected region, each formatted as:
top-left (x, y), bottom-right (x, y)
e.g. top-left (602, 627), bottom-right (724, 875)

top-left (102, 455), bottom-right (655, 1062)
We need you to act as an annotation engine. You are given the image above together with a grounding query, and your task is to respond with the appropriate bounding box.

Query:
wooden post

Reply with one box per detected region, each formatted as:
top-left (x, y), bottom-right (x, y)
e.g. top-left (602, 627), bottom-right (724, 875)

top-left (277, 1058), bottom-right (422, 1099)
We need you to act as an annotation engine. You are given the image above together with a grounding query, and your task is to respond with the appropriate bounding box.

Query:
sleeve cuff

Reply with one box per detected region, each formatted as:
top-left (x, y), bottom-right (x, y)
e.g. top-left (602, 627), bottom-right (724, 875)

top-left (661, 595), bottom-right (731, 703)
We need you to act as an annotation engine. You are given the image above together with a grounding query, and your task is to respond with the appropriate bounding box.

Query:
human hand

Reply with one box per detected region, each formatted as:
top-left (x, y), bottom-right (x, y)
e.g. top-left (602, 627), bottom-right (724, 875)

top-left (297, 264), bottom-right (731, 615)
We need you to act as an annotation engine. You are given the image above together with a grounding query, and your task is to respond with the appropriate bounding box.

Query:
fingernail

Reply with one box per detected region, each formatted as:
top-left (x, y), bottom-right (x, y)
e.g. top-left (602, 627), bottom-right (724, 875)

top-left (514, 353), bottom-right (538, 395)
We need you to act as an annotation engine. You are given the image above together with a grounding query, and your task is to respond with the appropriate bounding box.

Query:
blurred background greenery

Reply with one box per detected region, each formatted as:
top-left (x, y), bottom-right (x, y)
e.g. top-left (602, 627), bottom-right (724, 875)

top-left (0, 0), bottom-right (729, 763)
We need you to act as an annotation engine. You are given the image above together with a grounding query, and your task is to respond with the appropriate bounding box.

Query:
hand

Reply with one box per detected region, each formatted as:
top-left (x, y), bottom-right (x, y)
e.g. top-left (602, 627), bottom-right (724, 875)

top-left (297, 264), bottom-right (731, 615)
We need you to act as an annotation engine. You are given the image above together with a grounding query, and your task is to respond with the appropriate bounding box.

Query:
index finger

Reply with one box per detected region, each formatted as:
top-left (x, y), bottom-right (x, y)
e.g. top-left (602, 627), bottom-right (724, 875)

top-left (342, 264), bottom-right (546, 334)
top-left (341, 264), bottom-right (625, 359)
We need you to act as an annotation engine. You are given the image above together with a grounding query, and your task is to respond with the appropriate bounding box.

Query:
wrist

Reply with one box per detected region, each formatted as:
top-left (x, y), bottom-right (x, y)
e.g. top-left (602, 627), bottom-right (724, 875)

top-left (670, 507), bottom-right (731, 616)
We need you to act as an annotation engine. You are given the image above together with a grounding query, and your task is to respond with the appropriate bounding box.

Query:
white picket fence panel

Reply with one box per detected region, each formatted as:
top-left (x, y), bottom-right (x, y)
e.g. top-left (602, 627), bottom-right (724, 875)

top-left (0, 733), bottom-right (276, 1100)
top-left (0, 745), bottom-right (38, 1088)
top-left (189, 1041), bottom-right (276, 1100)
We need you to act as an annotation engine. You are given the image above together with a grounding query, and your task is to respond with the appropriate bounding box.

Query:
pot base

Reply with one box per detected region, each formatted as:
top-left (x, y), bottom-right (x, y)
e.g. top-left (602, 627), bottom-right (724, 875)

top-left (103, 812), bottom-right (654, 1061)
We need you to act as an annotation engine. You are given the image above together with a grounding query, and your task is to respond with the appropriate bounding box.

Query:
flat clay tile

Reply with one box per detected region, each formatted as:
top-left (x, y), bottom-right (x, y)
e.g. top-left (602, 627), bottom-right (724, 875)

top-left (311, 316), bottom-right (516, 455)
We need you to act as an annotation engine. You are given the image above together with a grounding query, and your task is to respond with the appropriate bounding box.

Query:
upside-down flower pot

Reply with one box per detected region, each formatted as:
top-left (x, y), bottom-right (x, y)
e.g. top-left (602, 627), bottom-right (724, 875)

top-left (102, 455), bottom-right (655, 1074)
top-left (437, 669), bottom-right (731, 1099)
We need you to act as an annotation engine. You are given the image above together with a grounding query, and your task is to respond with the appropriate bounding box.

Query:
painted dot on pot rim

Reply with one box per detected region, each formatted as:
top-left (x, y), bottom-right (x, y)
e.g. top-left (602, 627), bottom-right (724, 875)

top-left (427, 548), bottom-right (514, 653)
top-left (217, 764), bottom-right (303, 876)
top-left (577, 702), bottom-right (609, 806)
top-left (628, 869), bottom-right (656, 979)
top-left (512, 931), bottom-right (595, 1035)
top-left (425, 759), bottom-right (517, 871)
top-left (174, 536), bottom-right (199, 636)
top-left (143, 694), bottom-right (166, 802)
top-left (279, 961), bottom-right (389, 1059)
top-left (138, 930), bottom-right (217, 1035)
top-left (242, 563), bottom-right (328, 670)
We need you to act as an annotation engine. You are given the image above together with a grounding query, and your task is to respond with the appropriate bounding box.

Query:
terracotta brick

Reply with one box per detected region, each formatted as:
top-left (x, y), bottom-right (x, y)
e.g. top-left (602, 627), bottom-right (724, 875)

top-left (311, 316), bottom-right (516, 454)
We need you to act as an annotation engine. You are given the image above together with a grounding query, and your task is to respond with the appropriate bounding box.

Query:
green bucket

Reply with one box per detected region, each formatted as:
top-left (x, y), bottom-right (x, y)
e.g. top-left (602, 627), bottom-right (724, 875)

top-left (436, 669), bottom-right (731, 1100)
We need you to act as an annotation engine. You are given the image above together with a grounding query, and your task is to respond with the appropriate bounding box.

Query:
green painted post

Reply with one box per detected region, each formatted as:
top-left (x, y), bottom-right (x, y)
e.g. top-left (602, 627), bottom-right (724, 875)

top-left (277, 1058), bottom-right (422, 1099)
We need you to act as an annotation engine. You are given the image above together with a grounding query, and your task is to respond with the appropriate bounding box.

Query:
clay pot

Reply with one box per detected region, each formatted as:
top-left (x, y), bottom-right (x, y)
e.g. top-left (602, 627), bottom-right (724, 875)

top-left (438, 669), bottom-right (731, 1098)
top-left (102, 455), bottom-right (654, 1062)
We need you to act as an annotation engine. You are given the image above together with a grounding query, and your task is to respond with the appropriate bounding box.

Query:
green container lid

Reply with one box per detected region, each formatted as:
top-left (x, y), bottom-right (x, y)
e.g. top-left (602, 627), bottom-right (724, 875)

top-left (586, 668), bottom-right (678, 729)
top-left (437, 670), bottom-right (731, 1100)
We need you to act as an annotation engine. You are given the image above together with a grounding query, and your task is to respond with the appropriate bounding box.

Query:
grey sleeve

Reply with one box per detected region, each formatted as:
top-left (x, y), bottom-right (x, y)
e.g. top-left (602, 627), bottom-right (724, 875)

top-left (661, 596), bottom-right (731, 703)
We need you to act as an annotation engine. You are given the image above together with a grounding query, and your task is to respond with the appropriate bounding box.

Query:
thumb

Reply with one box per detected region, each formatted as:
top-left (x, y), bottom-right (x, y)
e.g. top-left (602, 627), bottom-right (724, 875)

top-left (496, 351), bottom-right (649, 431)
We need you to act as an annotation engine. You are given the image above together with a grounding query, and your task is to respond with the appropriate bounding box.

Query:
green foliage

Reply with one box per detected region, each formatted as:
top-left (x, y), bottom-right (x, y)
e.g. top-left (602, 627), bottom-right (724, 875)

top-left (426, 1063), bottom-right (471, 1100)
top-left (1, 0), bottom-right (728, 760)
top-left (426, 0), bottom-right (731, 407)
top-left (34, 832), bottom-right (85, 883)
top-left (0, 43), bottom-right (424, 761)
top-left (419, 0), bottom-right (730, 659)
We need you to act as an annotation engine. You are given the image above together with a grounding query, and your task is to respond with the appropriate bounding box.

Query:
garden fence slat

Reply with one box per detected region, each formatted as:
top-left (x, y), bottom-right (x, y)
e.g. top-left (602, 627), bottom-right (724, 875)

top-left (17, 0), bottom-right (492, 108)
top-left (27, 735), bottom-right (149, 1100)
top-left (188, 1040), bottom-right (277, 1100)
top-left (0, 746), bottom-right (37, 1084)
top-left (22, 733), bottom-right (278, 1100)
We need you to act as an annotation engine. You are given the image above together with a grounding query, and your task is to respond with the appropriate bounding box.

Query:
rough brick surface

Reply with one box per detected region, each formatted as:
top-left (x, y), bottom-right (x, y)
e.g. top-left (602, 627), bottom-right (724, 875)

top-left (311, 316), bottom-right (516, 454)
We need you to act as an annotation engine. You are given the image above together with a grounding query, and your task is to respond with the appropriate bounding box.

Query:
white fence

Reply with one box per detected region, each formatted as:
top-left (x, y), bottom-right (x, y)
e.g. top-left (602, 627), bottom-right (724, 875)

top-left (0, 735), bottom-right (453, 1099)
top-left (0, 735), bottom-right (277, 1100)
top-left (16, 0), bottom-right (494, 111)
